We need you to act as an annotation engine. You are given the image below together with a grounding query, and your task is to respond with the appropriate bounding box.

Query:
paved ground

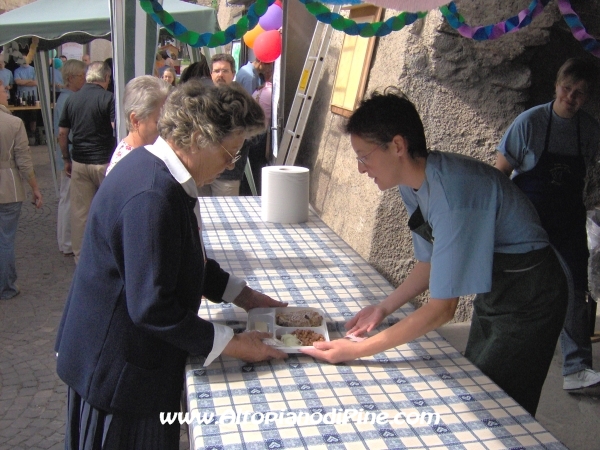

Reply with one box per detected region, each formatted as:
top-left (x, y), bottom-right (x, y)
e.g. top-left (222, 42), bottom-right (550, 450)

top-left (0, 144), bottom-right (598, 449)
top-left (438, 315), bottom-right (600, 449)
top-left (0, 145), bottom-right (188, 450)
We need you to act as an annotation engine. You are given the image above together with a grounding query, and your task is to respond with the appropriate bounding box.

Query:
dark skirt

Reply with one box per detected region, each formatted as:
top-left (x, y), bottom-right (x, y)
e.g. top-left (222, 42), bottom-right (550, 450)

top-left (464, 246), bottom-right (568, 417)
top-left (65, 387), bottom-right (180, 450)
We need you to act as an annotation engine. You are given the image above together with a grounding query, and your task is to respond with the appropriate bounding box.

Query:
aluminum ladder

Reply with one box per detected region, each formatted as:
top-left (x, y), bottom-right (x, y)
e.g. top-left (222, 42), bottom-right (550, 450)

top-left (276, 6), bottom-right (340, 166)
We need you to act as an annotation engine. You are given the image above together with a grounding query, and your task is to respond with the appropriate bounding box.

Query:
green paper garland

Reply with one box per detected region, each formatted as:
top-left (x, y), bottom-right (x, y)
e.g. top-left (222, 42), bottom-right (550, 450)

top-left (140, 0), bottom-right (274, 48)
top-left (300, 0), bottom-right (427, 37)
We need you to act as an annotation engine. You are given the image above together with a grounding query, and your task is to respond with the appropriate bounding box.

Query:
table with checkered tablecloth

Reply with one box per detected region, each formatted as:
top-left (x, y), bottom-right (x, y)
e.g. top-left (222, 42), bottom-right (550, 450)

top-left (185, 197), bottom-right (565, 450)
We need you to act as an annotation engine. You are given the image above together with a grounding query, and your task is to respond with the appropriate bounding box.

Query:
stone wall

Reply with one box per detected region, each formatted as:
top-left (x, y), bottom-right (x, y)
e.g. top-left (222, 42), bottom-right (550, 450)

top-left (0, 0), bottom-right (34, 11)
top-left (298, 0), bottom-right (600, 321)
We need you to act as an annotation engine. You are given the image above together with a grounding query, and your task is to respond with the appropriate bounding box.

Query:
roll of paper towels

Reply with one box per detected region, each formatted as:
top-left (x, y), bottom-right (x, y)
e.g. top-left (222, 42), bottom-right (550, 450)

top-left (262, 166), bottom-right (309, 223)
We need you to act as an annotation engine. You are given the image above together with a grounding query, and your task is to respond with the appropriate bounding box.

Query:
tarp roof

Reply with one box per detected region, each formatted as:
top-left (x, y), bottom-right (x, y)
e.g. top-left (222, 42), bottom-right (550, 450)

top-left (0, 0), bottom-right (219, 49)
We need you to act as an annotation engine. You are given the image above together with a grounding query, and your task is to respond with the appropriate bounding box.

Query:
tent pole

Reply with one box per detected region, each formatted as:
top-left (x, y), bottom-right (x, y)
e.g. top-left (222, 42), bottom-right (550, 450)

top-left (110, 0), bottom-right (127, 143)
top-left (34, 50), bottom-right (59, 198)
top-left (188, 46), bottom-right (201, 64)
top-left (111, 0), bottom-right (161, 142)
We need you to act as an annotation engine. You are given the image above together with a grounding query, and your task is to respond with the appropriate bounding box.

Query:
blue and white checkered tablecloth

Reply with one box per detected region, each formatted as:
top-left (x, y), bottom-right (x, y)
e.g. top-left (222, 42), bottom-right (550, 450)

top-left (185, 197), bottom-right (566, 450)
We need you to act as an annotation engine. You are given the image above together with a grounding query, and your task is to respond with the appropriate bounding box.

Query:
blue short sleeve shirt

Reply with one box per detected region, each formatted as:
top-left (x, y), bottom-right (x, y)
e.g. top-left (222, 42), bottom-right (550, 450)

top-left (497, 102), bottom-right (600, 174)
top-left (400, 151), bottom-right (548, 298)
top-left (0, 68), bottom-right (13, 90)
top-left (14, 65), bottom-right (37, 98)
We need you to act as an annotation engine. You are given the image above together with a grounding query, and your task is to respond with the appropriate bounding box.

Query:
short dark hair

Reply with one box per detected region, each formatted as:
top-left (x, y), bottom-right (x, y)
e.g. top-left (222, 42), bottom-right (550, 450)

top-left (345, 87), bottom-right (428, 159)
top-left (556, 58), bottom-right (599, 94)
top-left (211, 53), bottom-right (236, 73)
top-left (180, 57), bottom-right (211, 83)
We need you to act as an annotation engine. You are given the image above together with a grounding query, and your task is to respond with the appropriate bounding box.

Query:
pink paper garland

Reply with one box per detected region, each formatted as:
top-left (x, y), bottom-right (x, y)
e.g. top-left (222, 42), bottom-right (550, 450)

top-left (557, 0), bottom-right (600, 58)
top-left (440, 1), bottom-right (549, 41)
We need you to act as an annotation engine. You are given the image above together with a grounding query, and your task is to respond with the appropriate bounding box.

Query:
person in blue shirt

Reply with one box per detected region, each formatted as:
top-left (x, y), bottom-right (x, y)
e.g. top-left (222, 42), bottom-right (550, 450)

top-left (0, 58), bottom-right (13, 97)
top-left (14, 56), bottom-right (39, 143)
top-left (14, 56), bottom-right (37, 100)
top-left (496, 58), bottom-right (600, 392)
top-left (49, 58), bottom-right (64, 101)
top-left (303, 88), bottom-right (568, 417)
top-left (235, 59), bottom-right (261, 94)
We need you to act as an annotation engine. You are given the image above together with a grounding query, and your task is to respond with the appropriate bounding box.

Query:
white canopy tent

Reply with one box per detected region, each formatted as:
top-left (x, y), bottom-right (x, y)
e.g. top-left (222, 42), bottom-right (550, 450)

top-left (0, 0), bottom-right (219, 194)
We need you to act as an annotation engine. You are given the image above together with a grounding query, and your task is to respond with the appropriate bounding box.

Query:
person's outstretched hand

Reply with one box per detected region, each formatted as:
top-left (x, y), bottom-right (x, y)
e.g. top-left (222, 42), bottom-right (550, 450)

top-left (344, 304), bottom-right (387, 336)
top-left (300, 338), bottom-right (361, 364)
top-left (222, 331), bottom-right (288, 362)
top-left (233, 286), bottom-right (288, 312)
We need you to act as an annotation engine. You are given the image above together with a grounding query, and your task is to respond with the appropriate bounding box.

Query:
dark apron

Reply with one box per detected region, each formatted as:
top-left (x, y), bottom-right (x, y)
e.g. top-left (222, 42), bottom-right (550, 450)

top-left (512, 106), bottom-right (588, 291)
top-left (408, 205), bottom-right (434, 244)
top-left (407, 189), bottom-right (568, 416)
top-left (465, 248), bottom-right (567, 416)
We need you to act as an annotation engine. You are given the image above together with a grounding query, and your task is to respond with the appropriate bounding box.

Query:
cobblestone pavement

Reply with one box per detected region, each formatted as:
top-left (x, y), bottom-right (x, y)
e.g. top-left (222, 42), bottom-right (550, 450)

top-left (0, 145), bottom-right (73, 450)
top-left (0, 145), bottom-right (188, 450)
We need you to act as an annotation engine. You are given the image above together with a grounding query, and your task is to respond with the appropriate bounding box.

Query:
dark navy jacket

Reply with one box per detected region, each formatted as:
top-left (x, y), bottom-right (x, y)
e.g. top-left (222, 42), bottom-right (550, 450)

top-left (55, 148), bottom-right (230, 415)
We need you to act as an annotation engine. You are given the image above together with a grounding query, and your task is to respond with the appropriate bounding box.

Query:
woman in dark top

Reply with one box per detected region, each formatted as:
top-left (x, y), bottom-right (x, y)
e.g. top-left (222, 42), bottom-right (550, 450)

top-left (56, 81), bottom-right (285, 449)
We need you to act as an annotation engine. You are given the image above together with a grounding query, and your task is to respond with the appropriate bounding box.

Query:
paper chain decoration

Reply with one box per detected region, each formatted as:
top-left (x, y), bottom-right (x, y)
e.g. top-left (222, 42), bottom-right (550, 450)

top-left (298, 0), bottom-right (426, 37)
top-left (139, 0), bottom-right (274, 47)
top-left (439, 0), bottom-right (549, 40)
top-left (141, 0), bottom-right (598, 58)
top-left (557, 0), bottom-right (600, 58)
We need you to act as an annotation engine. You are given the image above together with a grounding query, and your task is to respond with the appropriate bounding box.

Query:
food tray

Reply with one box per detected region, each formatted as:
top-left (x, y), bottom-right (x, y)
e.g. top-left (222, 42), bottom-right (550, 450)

top-left (246, 307), bottom-right (329, 353)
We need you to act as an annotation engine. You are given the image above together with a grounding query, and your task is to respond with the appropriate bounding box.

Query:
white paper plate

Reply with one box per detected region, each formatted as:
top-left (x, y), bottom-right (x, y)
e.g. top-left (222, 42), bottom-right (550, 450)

top-left (246, 307), bottom-right (330, 353)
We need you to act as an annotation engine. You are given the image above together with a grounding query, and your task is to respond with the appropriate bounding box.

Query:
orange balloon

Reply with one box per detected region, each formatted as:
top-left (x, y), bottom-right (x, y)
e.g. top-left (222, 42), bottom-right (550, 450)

top-left (243, 24), bottom-right (265, 49)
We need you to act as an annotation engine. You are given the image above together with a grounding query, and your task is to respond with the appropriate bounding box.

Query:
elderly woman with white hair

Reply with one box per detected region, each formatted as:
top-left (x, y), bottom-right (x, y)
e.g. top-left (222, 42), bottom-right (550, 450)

top-left (55, 80), bottom-right (284, 449)
top-left (106, 75), bottom-right (172, 175)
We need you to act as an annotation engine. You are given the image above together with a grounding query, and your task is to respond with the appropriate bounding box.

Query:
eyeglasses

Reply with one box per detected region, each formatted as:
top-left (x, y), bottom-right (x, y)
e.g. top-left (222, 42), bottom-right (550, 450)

top-left (219, 143), bottom-right (242, 164)
top-left (356, 142), bottom-right (387, 166)
top-left (212, 69), bottom-right (231, 74)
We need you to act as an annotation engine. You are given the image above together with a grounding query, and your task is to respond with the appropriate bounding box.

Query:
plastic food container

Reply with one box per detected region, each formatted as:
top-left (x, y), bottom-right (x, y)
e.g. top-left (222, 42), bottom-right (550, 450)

top-left (246, 307), bottom-right (330, 353)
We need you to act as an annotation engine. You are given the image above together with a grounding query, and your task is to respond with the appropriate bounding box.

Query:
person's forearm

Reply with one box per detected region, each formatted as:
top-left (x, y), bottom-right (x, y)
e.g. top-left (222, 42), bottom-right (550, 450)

top-left (355, 297), bottom-right (458, 357)
top-left (379, 261), bottom-right (430, 316)
top-left (494, 151), bottom-right (513, 176)
top-left (58, 129), bottom-right (70, 157)
top-left (27, 177), bottom-right (40, 193)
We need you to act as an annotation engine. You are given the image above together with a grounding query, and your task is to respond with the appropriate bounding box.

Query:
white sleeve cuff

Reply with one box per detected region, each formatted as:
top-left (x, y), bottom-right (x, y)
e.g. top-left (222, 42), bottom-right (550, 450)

top-left (221, 274), bottom-right (247, 303)
top-left (204, 324), bottom-right (234, 367)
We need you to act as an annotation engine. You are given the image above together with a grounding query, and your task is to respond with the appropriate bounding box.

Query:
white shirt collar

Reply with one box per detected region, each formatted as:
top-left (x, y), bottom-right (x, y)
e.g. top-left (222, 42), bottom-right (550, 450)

top-left (144, 136), bottom-right (199, 199)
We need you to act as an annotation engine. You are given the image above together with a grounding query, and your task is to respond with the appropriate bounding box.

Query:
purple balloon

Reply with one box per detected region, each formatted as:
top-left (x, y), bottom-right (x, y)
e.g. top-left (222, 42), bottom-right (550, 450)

top-left (259, 4), bottom-right (283, 31)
